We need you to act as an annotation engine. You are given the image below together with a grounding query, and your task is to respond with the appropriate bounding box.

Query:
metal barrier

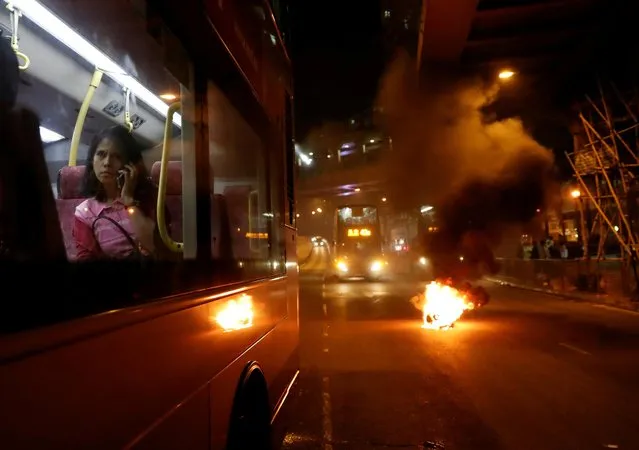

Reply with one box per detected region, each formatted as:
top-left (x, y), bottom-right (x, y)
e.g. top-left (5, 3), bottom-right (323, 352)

top-left (495, 258), bottom-right (632, 299)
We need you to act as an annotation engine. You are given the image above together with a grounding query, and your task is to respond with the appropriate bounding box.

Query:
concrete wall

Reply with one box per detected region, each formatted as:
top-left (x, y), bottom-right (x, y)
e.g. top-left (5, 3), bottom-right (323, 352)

top-left (296, 236), bottom-right (313, 263)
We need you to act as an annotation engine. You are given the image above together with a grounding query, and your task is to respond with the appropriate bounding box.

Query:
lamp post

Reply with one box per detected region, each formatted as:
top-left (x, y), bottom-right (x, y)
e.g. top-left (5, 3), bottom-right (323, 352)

top-left (571, 189), bottom-right (589, 259)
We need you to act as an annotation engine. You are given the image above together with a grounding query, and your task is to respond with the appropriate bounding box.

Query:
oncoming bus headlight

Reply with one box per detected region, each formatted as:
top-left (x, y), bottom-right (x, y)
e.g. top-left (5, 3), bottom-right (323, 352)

top-left (370, 260), bottom-right (383, 272)
top-left (336, 260), bottom-right (348, 272)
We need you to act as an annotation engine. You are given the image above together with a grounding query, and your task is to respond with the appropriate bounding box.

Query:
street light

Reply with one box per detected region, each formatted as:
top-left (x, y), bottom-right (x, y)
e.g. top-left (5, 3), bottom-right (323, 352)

top-left (382, 197), bottom-right (387, 202)
top-left (570, 189), bottom-right (588, 259)
top-left (498, 69), bottom-right (515, 80)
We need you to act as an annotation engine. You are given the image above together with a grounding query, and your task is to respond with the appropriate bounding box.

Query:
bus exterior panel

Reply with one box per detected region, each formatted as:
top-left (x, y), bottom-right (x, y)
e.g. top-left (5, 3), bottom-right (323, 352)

top-left (0, 278), bottom-right (294, 449)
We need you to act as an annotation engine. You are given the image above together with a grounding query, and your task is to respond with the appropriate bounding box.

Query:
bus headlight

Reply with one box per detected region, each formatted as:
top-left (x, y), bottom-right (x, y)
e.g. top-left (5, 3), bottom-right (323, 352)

top-left (370, 260), bottom-right (383, 272)
top-left (336, 260), bottom-right (348, 272)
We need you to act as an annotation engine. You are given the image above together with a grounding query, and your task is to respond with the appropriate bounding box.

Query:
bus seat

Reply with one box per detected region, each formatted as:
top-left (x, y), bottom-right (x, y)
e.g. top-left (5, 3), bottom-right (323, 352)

top-left (212, 193), bottom-right (233, 259)
top-left (223, 186), bottom-right (252, 259)
top-left (57, 165), bottom-right (86, 199)
top-left (56, 165), bottom-right (87, 260)
top-left (151, 161), bottom-right (182, 241)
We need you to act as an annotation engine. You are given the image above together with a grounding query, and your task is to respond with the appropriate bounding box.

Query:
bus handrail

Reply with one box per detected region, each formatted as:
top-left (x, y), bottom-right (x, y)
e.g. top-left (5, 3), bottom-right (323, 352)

top-left (123, 87), bottom-right (133, 132)
top-left (156, 101), bottom-right (183, 253)
top-left (68, 68), bottom-right (103, 166)
top-left (6, 3), bottom-right (30, 70)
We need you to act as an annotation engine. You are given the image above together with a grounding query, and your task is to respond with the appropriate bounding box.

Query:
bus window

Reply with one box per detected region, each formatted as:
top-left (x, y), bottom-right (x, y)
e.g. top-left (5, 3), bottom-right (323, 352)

top-left (208, 81), bottom-right (279, 278)
top-left (0, 0), bottom-right (199, 330)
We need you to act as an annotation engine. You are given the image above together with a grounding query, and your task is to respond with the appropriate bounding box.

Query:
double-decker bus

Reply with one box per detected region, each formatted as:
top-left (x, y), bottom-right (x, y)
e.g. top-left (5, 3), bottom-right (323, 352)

top-left (0, 0), bottom-right (298, 449)
top-left (331, 204), bottom-right (388, 281)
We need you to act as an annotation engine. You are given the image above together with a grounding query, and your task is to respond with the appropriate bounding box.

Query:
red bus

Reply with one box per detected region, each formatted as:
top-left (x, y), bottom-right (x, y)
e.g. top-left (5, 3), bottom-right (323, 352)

top-left (0, 0), bottom-right (299, 448)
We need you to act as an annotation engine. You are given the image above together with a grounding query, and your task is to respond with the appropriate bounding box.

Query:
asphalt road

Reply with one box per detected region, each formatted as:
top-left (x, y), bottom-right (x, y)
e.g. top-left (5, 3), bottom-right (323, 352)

top-left (283, 246), bottom-right (639, 450)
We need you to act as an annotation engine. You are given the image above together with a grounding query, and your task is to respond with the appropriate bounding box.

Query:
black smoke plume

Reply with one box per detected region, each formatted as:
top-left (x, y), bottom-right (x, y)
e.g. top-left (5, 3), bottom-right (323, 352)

top-left (376, 52), bottom-right (559, 279)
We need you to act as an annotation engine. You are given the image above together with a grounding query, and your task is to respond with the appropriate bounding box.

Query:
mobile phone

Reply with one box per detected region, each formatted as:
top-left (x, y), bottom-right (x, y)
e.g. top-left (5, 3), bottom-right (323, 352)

top-left (117, 168), bottom-right (129, 189)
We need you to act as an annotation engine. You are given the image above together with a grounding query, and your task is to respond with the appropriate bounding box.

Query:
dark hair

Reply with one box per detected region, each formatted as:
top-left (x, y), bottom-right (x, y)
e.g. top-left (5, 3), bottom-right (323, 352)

top-left (82, 125), bottom-right (153, 202)
top-left (0, 36), bottom-right (19, 109)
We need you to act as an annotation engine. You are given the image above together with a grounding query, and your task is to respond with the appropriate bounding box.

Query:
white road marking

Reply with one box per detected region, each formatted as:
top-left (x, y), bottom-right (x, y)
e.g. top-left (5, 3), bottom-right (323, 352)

top-left (592, 304), bottom-right (639, 316)
top-left (322, 376), bottom-right (333, 450)
top-left (559, 342), bottom-right (592, 356)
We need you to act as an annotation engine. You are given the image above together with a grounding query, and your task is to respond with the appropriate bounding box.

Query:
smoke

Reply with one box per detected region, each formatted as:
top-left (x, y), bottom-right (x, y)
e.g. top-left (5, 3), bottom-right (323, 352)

top-left (376, 51), bottom-right (559, 277)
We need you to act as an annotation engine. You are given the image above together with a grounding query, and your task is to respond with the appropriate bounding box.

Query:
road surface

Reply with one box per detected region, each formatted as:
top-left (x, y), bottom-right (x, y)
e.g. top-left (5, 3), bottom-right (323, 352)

top-left (283, 246), bottom-right (639, 449)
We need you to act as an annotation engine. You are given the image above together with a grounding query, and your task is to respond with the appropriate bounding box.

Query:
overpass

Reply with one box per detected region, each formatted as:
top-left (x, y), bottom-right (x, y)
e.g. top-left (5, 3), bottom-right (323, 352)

top-left (297, 158), bottom-right (388, 199)
top-left (417, 0), bottom-right (605, 82)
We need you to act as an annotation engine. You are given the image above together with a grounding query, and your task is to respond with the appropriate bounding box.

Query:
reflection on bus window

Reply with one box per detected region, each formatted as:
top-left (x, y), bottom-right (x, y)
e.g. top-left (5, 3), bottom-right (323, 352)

top-left (208, 81), bottom-right (282, 278)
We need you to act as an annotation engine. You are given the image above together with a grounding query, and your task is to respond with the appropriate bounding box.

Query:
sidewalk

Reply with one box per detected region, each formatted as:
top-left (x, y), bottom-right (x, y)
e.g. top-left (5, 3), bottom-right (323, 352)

top-left (485, 275), bottom-right (639, 313)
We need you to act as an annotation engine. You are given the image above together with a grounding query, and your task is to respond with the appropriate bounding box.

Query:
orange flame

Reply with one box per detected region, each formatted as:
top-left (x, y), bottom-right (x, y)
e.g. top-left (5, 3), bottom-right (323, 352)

top-left (421, 281), bottom-right (472, 329)
top-left (214, 295), bottom-right (254, 331)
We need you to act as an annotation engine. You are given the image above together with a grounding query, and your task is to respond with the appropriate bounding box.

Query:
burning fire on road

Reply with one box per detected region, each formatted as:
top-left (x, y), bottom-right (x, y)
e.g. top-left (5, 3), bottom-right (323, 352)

top-left (411, 280), bottom-right (487, 329)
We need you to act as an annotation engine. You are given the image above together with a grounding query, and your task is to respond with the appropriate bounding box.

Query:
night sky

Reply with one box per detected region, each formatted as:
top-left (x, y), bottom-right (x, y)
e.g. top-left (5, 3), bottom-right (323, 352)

top-left (288, 0), bottom-right (384, 138)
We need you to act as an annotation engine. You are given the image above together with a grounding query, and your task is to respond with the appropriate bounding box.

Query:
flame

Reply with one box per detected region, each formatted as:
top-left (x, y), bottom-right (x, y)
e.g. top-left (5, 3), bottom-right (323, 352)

top-left (420, 281), bottom-right (473, 329)
top-left (214, 295), bottom-right (254, 331)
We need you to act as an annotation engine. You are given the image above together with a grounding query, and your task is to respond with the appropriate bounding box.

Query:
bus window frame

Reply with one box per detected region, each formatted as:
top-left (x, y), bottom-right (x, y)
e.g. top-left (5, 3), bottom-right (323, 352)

top-left (284, 93), bottom-right (296, 227)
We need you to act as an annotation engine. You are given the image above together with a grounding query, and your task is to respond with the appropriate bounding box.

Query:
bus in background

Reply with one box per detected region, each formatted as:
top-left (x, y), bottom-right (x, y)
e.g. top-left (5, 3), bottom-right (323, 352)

top-left (0, 0), bottom-right (298, 449)
top-left (330, 204), bottom-right (388, 281)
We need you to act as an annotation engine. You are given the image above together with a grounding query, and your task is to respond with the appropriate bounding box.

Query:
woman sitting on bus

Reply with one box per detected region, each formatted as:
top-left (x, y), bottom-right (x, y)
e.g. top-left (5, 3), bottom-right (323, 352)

top-left (73, 125), bottom-right (160, 261)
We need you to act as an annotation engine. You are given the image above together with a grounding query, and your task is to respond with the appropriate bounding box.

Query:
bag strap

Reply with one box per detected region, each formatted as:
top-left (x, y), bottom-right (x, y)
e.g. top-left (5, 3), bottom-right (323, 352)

top-left (91, 213), bottom-right (142, 256)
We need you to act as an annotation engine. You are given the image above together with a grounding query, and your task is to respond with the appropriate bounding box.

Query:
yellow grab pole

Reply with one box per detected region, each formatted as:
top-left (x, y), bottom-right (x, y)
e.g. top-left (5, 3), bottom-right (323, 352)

top-left (68, 69), bottom-right (103, 166)
top-left (156, 101), bottom-right (184, 252)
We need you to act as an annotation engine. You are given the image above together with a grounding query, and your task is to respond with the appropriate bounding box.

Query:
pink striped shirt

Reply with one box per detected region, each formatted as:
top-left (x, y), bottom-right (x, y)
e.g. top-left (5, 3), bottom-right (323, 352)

top-left (73, 198), bottom-right (148, 260)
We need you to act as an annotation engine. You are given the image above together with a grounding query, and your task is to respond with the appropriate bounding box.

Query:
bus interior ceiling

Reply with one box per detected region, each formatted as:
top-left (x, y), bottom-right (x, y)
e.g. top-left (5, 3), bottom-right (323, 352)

top-left (0, 5), bottom-right (182, 189)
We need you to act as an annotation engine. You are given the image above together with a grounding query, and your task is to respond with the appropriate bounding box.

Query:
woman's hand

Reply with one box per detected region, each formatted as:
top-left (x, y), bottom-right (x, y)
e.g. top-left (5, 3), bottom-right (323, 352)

top-left (120, 163), bottom-right (138, 205)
